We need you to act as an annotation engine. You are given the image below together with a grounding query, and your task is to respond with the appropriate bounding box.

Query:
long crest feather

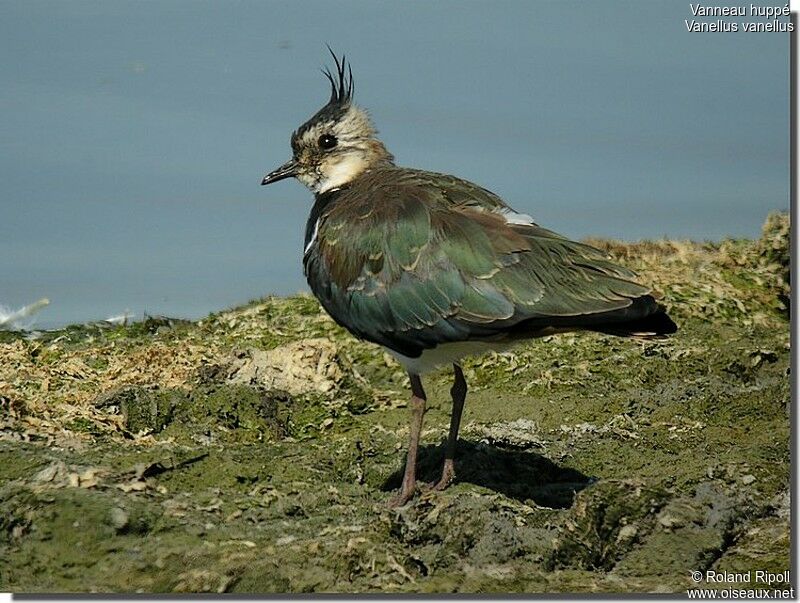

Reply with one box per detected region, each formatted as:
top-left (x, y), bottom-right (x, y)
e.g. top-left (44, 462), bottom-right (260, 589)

top-left (322, 45), bottom-right (353, 106)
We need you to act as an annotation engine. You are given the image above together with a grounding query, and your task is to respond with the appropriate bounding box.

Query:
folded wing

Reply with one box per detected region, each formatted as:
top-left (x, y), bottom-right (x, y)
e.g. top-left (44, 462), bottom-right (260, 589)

top-left (304, 170), bottom-right (669, 357)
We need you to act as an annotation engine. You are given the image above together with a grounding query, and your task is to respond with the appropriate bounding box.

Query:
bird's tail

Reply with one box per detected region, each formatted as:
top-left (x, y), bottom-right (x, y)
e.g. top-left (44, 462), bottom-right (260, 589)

top-left (504, 294), bottom-right (678, 341)
top-left (591, 304), bottom-right (677, 338)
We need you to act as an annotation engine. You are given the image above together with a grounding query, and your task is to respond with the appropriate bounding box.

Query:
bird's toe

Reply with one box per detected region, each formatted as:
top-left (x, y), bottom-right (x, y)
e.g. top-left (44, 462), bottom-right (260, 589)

top-left (387, 486), bottom-right (416, 508)
top-left (424, 460), bottom-right (456, 492)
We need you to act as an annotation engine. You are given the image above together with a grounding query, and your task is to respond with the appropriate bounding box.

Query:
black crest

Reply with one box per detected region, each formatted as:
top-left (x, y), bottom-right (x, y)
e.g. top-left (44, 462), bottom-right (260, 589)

top-left (292, 48), bottom-right (355, 148)
top-left (322, 46), bottom-right (353, 106)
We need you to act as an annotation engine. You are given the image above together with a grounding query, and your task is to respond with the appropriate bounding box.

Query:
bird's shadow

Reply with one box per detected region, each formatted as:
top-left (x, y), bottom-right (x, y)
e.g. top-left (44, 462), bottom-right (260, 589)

top-left (382, 440), bottom-right (593, 509)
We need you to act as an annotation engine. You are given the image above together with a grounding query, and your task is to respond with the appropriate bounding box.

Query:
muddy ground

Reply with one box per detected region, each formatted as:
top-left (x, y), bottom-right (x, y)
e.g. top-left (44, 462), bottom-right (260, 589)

top-left (0, 214), bottom-right (791, 594)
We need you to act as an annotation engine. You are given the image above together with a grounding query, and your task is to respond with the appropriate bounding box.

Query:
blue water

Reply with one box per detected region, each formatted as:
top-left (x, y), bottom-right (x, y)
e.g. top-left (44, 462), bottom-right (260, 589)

top-left (1, 1), bottom-right (789, 328)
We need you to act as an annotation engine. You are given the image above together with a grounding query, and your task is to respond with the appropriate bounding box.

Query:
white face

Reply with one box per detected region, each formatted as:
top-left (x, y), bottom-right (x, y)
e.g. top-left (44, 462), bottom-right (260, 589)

top-left (291, 104), bottom-right (390, 194)
top-left (306, 153), bottom-right (369, 194)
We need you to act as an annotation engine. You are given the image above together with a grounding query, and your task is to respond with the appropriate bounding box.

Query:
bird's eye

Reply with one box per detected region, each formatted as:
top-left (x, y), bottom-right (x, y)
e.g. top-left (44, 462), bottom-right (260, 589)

top-left (318, 134), bottom-right (338, 150)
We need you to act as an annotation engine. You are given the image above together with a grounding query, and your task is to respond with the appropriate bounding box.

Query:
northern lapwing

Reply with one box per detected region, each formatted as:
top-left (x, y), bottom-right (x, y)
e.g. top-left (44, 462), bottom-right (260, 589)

top-left (261, 51), bottom-right (677, 507)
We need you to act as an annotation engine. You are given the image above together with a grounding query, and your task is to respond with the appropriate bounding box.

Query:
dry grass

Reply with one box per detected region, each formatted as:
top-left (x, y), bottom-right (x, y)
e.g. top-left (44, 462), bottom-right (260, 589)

top-left (1, 213), bottom-right (789, 446)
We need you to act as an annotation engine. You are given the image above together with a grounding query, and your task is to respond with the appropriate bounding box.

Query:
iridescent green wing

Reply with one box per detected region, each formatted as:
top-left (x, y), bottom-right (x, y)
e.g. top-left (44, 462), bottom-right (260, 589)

top-left (304, 170), bottom-right (652, 356)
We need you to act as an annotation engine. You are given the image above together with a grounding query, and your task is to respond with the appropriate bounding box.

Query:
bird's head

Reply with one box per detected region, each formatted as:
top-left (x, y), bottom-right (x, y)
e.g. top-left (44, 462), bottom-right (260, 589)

top-left (261, 50), bottom-right (394, 194)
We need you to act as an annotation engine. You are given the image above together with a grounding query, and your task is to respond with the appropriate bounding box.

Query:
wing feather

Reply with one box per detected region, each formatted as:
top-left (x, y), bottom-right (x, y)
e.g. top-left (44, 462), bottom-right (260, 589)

top-left (304, 168), bottom-right (656, 356)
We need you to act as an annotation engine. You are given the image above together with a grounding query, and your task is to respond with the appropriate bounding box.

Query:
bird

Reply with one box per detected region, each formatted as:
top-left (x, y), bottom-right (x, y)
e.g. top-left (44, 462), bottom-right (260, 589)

top-left (261, 50), bottom-right (677, 507)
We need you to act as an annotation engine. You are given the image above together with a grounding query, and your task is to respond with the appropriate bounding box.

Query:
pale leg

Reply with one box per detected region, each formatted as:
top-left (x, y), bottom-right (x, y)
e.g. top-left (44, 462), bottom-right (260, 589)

top-left (388, 373), bottom-right (427, 507)
top-left (431, 363), bottom-right (467, 491)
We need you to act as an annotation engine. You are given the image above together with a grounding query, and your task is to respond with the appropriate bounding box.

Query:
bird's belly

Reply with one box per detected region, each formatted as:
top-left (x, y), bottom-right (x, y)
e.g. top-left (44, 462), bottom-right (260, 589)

top-left (385, 340), bottom-right (515, 375)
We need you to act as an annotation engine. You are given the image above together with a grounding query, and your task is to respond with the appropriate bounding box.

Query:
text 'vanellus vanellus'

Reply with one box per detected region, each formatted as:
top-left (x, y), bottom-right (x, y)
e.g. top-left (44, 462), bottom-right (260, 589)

top-left (261, 51), bottom-right (677, 507)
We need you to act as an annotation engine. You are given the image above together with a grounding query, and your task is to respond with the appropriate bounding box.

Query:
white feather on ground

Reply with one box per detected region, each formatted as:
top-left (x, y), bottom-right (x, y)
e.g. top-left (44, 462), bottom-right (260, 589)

top-left (0, 298), bottom-right (50, 331)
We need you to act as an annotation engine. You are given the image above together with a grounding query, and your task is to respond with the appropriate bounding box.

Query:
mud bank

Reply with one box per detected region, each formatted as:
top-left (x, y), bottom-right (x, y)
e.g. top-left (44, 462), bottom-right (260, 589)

top-left (0, 214), bottom-right (790, 593)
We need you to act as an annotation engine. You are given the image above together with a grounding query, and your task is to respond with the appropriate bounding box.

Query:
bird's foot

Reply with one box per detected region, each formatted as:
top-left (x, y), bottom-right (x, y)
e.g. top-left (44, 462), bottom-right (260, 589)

top-left (424, 459), bottom-right (456, 492)
top-left (388, 473), bottom-right (419, 508)
top-left (387, 484), bottom-right (417, 508)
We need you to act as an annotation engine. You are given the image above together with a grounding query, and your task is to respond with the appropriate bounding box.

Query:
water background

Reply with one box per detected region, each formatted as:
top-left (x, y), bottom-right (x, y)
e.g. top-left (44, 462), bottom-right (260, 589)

top-left (1, 0), bottom-right (790, 328)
